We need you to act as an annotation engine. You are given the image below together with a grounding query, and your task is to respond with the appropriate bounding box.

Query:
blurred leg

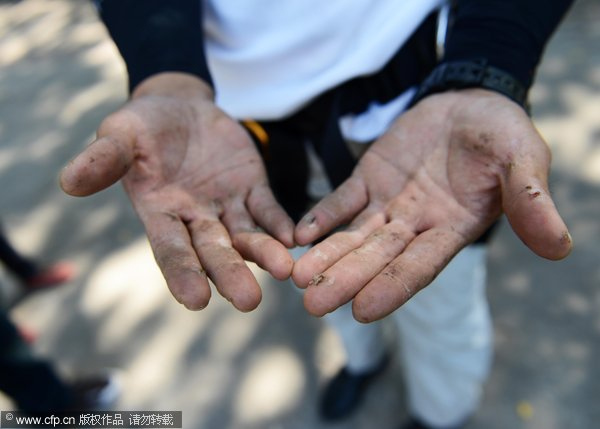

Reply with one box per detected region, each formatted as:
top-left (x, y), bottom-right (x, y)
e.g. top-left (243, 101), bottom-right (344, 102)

top-left (393, 244), bottom-right (493, 428)
top-left (0, 228), bottom-right (38, 280)
top-left (0, 312), bottom-right (73, 411)
top-left (290, 245), bottom-right (388, 421)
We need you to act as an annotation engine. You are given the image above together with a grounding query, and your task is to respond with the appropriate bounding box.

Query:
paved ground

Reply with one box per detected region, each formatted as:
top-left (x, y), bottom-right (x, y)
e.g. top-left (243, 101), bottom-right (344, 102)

top-left (0, 1), bottom-right (598, 428)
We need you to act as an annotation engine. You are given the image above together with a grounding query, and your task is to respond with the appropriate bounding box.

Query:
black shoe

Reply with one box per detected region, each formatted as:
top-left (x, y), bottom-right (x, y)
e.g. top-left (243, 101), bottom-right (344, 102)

top-left (399, 416), bottom-right (466, 429)
top-left (68, 371), bottom-right (121, 410)
top-left (319, 354), bottom-right (389, 421)
top-left (399, 417), bottom-right (432, 429)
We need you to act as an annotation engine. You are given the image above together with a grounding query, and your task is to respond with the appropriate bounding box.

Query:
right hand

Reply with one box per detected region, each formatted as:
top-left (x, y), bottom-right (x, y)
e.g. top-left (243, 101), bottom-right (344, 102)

top-left (293, 89), bottom-right (572, 322)
top-left (60, 73), bottom-right (295, 312)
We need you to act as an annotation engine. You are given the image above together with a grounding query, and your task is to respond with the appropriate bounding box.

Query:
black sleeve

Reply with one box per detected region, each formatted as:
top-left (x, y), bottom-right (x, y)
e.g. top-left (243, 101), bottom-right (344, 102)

top-left (96, 0), bottom-right (213, 93)
top-left (443, 0), bottom-right (575, 90)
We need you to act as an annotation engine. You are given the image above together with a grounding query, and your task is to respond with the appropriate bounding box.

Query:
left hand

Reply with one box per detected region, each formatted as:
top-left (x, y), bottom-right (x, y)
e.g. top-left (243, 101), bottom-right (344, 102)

top-left (292, 89), bottom-right (572, 322)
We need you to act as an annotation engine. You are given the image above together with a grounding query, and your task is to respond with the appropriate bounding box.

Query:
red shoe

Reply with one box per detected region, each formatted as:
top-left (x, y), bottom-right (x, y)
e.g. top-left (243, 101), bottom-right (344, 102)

top-left (25, 261), bottom-right (76, 289)
top-left (17, 325), bottom-right (38, 344)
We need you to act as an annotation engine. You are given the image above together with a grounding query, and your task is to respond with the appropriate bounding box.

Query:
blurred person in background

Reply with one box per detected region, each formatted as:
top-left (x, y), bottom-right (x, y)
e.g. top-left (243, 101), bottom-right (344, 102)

top-left (0, 222), bottom-right (117, 411)
top-left (0, 301), bottom-right (119, 412)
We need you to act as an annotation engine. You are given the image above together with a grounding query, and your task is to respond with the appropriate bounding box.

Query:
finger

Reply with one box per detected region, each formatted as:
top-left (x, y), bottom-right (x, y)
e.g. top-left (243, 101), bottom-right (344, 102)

top-left (294, 177), bottom-right (368, 245)
top-left (223, 197), bottom-right (293, 281)
top-left (233, 231), bottom-right (294, 280)
top-left (187, 215), bottom-right (262, 312)
top-left (141, 210), bottom-right (212, 311)
top-left (351, 228), bottom-right (465, 323)
top-left (292, 206), bottom-right (386, 287)
top-left (303, 222), bottom-right (415, 317)
top-left (500, 142), bottom-right (572, 260)
top-left (247, 184), bottom-right (295, 248)
top-left (60, 134), bottom-right (135, 196)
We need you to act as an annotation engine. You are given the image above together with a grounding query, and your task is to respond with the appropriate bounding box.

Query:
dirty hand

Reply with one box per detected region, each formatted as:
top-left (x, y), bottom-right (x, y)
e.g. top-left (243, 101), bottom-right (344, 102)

top-left (60, 73), bottom-right (294, 311)
top-left (293, 89), bottom-right (572, 322)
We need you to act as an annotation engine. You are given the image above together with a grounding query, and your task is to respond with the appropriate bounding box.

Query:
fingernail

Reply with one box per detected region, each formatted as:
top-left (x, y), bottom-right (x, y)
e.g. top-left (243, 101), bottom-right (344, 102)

top-left (302, 213), bottom-right (317, 227)
top-left (561, 230), bottom-right (573, 246)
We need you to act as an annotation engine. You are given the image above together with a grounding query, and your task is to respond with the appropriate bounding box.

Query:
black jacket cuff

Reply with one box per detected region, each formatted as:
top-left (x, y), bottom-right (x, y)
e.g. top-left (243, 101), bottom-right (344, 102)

top-left (443, 0), bottom-right (574, 90)
top-left (98, 0), bottom-right (213, 93)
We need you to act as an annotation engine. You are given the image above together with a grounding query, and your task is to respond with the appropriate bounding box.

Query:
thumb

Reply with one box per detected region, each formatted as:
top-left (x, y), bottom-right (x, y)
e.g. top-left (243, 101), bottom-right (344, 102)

top-left (294, 177), bottom-right (368, 246)
top-left (60, 130), bottom-right (134, 197)
top-left (501, 143), bottom-right (572, 261)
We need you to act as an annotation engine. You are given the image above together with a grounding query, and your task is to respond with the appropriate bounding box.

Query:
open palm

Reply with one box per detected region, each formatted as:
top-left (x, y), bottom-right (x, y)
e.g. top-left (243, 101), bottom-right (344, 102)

top-left (293, 89), bottom-right (572, 322)
top-left (61, 74), bottom-right (294, 311)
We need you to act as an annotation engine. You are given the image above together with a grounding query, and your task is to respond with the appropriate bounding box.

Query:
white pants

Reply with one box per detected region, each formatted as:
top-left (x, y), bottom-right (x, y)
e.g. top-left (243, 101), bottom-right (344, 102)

top-left (299, 123), bottom-right (493, 426)
top-left (312, 244), bottom-right (493, 428)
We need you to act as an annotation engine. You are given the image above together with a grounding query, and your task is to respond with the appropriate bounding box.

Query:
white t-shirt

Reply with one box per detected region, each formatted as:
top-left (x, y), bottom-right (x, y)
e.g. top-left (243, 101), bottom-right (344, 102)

top-left (204, 0), bottom-right (443, 120)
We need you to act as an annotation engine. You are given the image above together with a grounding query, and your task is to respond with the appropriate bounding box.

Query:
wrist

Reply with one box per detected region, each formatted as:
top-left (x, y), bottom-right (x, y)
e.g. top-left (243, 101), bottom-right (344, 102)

top-left (410, 59), bottom-right (529, 111)
top-left (131, 72), bottom-right (214, 101)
